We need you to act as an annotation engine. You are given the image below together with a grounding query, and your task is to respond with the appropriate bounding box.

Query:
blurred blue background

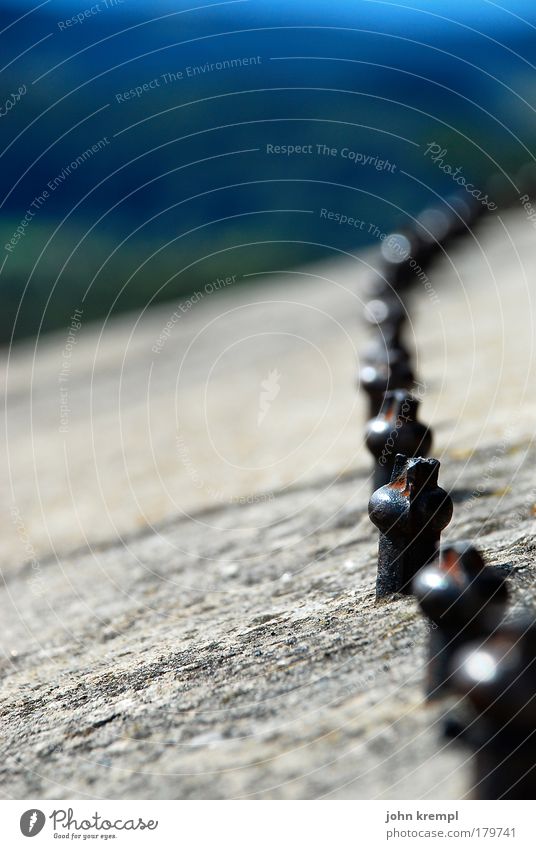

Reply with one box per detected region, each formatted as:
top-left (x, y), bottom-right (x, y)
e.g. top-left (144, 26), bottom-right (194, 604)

top-left (1, 0), bottom-right (535, 344)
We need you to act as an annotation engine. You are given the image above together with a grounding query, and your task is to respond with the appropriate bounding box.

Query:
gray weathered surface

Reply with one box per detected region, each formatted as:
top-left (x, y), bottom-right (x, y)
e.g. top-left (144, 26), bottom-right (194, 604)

top-left (1, 209), bottom-right (535, 799)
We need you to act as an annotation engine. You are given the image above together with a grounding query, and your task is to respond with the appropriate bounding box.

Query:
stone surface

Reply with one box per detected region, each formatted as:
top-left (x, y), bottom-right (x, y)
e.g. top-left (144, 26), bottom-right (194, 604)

top-left (0, 208), bottom-right (535, 799)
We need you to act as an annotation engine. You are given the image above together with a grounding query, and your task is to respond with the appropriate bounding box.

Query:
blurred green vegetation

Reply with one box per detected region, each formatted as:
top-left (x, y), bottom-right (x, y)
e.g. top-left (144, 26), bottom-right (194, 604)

top-left (1, 1), bottom-right (535, 345)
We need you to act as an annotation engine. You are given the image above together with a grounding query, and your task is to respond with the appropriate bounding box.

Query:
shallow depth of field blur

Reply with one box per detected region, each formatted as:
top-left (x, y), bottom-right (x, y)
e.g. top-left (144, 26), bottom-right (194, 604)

top-left (1, 0), bottom-right (536, 346)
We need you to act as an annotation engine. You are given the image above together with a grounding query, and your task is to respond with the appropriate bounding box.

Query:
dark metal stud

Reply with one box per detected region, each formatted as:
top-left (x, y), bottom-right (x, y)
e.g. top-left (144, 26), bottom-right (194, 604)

top-left (363, 269), bottom-right (396, 301)
top-left (368, 454), bottom-right (453, 600)
top-left (363, 295), bottom-right (406, 337)
top-left (451, 619), bottom-right (536, 799)
top-left (444, 194), bottom-right (480, 238)
top-left (361, 296), bottom-right (410, 367)
top-left (413, 207), bottom-right (451, 263)
top-left (362, 326), bottom-right (411, 374)
top-left (413, 542), bottom-right (508, 700)
top-left (359, 357), bottom-right (415, 419)
top-left (365, 390), bottom-right (432, 492)
top-left (379, 232), bottom-right (421, 291)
